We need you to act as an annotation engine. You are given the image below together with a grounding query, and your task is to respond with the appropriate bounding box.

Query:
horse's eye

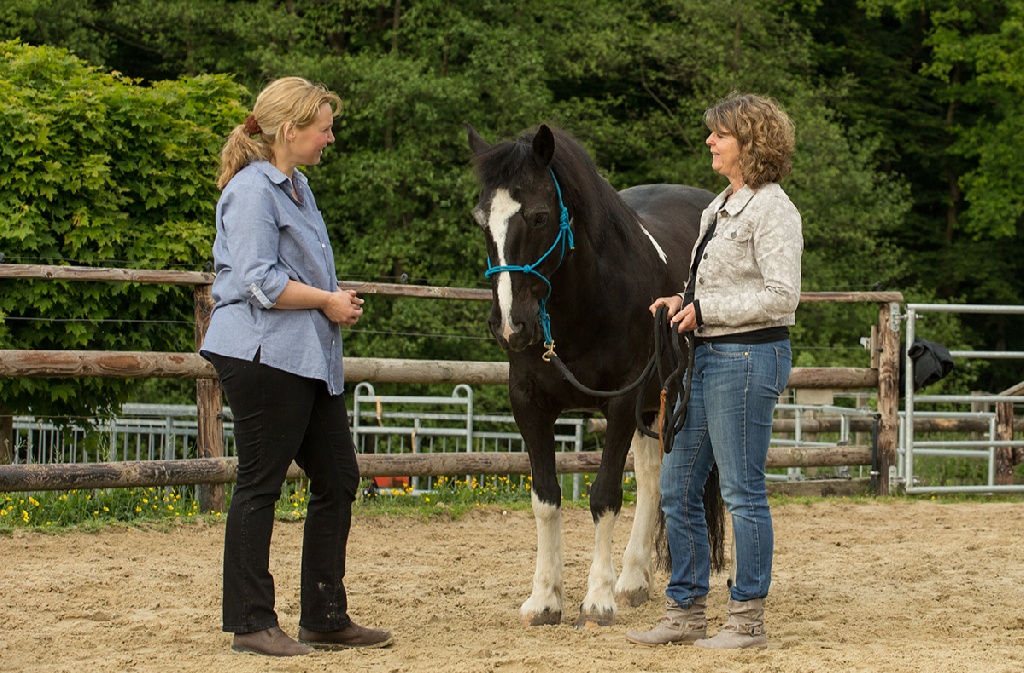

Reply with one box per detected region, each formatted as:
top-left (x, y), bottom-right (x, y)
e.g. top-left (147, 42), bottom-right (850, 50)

top-left (531, 212), bottom-right (549, 228)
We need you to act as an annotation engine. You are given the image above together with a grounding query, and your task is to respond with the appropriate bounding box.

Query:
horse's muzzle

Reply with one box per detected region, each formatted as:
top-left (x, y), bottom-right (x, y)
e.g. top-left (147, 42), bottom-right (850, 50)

top-left (489, 313), bottom-right (540, 352)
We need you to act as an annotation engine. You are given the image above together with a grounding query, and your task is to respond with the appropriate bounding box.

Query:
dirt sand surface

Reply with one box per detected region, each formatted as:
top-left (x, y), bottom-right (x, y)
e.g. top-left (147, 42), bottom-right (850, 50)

top-left (2, 499), bottom-right (1023, 673)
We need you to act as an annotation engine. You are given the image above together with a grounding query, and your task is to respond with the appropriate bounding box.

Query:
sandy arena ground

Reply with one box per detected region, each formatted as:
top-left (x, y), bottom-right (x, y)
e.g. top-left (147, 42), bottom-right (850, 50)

top-left (2, 498), bottom-right (1023, 673)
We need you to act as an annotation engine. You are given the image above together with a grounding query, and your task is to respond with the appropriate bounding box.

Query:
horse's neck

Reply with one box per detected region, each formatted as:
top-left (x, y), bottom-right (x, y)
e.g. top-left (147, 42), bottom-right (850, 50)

top-left (549, 220), bottom-right (659, 319)
top-left (572, 210), bottom-right (658, 278)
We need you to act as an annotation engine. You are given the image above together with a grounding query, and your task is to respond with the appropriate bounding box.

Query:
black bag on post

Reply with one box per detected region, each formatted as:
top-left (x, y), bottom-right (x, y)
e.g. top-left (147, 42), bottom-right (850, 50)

top-left (900, 338), bottom-right (955, 393)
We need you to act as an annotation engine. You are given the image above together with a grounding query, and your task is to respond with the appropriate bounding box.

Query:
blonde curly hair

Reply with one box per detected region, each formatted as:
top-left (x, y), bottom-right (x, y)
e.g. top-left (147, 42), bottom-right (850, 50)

top-left (704, 92), bottom-right (794, 189)
top-left (217, 77), bottom-right (342, 190)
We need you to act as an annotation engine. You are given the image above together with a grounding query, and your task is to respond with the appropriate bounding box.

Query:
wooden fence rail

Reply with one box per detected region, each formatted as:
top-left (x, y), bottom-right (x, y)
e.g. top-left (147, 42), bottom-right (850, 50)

top-left (0, 350), bottom-right (877, 388)
top-left (0, 264), bottom-right (904, 504)
top-left (0, 445), bottom-right (873, 493)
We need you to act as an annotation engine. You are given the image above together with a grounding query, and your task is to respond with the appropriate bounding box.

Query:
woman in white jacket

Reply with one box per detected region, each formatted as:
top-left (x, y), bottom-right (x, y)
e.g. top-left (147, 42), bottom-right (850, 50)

top-left (627, 92), bottom-right (802, 650)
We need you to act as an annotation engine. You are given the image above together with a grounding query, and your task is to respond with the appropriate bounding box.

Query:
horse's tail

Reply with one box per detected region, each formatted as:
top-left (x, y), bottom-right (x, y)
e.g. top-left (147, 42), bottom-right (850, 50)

top-left (655, 509), bottom-right (670, 573)
top-left (705, 463), bottom-right (725, 573)
top-left (653, 463), bottom-right (726, 574)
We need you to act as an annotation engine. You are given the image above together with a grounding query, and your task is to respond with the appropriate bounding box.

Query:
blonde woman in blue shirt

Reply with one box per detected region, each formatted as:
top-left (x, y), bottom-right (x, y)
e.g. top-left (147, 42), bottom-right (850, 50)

top-left (201, 77), bottom-right (392, 657)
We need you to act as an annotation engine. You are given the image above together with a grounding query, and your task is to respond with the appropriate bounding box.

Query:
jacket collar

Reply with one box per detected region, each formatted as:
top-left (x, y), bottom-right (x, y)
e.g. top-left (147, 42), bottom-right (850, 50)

top-left (251, 160), bottom-right (309, 188)
top-left (721, 184), bottom-right (755, 215)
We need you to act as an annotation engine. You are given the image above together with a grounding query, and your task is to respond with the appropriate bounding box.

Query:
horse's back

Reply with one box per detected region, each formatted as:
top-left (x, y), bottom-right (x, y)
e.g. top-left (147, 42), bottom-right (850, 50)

top-left (619, 183), bottom-right (714, 273)
top-left (619, 183), bottom-right (714, 236)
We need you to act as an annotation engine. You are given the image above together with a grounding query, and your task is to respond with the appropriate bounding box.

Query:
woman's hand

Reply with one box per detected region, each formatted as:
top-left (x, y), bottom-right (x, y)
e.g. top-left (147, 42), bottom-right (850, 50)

top-left (323, 289), bottom-right (363, 326)
top-left (275, 281), bottom-right (363, 326)
top-left (649, 294), bottom-right (683, 318)
top-left (649, 294), bottom-right (696, 333)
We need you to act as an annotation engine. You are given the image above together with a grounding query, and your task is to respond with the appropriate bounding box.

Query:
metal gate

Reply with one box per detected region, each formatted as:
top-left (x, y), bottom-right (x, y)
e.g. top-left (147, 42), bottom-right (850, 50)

top-left (900, 303), bottom-right (1024, 494)
top-left (351, 383), bottom-right (588, 497)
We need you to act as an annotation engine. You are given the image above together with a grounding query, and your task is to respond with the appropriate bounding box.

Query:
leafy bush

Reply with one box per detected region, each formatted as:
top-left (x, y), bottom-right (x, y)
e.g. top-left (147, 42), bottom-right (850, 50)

top-left (0, 40), bottom-right (247, 418)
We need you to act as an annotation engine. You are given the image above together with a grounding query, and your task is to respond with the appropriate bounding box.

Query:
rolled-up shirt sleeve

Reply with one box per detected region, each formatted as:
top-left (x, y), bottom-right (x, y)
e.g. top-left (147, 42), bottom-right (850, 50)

top-left (218, 183), bottom-right (292, 309)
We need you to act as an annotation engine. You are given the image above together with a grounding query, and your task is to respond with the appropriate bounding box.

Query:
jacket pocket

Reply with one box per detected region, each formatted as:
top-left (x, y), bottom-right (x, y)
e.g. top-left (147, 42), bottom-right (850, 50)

top-left (719, 221), bottom-right (754, 244)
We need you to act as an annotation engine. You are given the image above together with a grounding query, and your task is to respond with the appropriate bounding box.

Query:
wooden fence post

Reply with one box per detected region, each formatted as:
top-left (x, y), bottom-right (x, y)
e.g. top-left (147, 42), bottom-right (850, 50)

top-left (998, 381), bottom-right (1024, 483)
top-left (194, 285), bottom-right (225, 513)
top-left (875, 302), bottom-right (901, 495)
top-left (0, 404), bottom-right (12, 465)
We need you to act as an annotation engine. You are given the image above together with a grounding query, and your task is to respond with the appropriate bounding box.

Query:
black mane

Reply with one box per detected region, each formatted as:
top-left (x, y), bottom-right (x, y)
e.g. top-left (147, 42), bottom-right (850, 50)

top-left (472, 126), bottom-right (644, 246)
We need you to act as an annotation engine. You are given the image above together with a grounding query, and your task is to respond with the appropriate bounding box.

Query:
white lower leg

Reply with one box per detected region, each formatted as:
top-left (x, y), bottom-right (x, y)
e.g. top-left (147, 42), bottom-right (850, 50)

top-left (577, 510), bottom-right (618, 626)
top-left (616, 434), bottom-right (661, 603)
top-left (520, 493), bottom-right (564, 624)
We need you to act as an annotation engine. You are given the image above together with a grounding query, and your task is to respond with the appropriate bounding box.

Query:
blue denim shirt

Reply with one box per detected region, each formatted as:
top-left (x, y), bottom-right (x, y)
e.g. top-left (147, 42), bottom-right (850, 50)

top-left (200, 161), bottom-right (345, 394)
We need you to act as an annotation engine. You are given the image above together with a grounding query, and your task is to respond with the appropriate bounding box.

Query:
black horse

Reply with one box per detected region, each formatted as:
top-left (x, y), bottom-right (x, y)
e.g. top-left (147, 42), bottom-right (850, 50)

top-left (467, 123), bottom-right (724, 627)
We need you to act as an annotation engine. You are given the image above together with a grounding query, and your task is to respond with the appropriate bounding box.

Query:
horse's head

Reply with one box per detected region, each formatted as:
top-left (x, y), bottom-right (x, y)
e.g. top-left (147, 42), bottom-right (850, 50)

top-left (467, 123), bottom-right (573, 352)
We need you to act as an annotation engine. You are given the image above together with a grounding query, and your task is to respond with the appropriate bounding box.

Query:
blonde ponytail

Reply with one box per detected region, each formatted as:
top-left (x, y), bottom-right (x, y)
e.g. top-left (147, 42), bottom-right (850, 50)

top-left (217, 125), bottom-right (271, 189)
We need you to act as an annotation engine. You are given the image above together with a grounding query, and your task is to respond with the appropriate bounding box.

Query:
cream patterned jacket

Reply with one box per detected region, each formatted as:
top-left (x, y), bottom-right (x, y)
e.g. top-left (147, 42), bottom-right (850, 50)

top-left (684, 182), bottom-right (803, 339)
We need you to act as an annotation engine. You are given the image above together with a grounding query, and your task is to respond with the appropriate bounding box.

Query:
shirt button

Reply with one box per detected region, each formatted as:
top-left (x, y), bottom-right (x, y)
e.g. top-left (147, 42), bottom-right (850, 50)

top-left (698, 277), bottom-right (705, 284)
top-left (731, 231), bottom-right (737, 239)
top-left (321, 243), bottom-right (326, 249)
top-left (703, 253), bottom-right (708, 259)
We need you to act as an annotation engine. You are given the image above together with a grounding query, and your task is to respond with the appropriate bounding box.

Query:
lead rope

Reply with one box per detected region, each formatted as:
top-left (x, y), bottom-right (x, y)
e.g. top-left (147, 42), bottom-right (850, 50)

top-left (547, 306), bottom-right (695, 454)
top-left (658, 388), bottom-right (668, 458)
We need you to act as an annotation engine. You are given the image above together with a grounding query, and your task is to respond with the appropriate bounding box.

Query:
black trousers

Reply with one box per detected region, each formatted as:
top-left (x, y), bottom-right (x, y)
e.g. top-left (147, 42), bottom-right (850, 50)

top-left (208, 353), bottom-right (360, 634)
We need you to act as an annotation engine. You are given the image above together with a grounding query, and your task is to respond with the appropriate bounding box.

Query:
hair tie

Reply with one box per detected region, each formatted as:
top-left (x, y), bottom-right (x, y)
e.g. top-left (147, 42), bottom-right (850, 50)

top-left (243, 114), bottom-right (262, 136)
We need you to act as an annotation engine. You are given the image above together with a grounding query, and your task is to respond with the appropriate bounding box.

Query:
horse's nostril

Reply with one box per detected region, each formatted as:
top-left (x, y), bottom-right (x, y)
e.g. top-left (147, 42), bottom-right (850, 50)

top-left (502, 321), bottom-right (517, 342)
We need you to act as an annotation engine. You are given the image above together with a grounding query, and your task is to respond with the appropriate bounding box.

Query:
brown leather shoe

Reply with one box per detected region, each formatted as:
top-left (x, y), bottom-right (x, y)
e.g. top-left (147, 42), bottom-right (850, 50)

top-left (231, 626), bottom-right (313, 657)
top-left (297, 622), bottom-right (394, 649)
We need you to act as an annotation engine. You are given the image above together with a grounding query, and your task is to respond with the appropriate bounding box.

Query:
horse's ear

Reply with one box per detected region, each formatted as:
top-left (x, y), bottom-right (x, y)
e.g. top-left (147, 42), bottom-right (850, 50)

top-left (466, 122), bottom-right (490, 156)
top-left (532, 125), bottom-right (555, 166)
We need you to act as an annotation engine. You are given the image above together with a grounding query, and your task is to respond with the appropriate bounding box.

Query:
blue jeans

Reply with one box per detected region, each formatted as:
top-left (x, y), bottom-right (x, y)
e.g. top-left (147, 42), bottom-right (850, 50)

top-left (661, 340), bottom-right (791, 607)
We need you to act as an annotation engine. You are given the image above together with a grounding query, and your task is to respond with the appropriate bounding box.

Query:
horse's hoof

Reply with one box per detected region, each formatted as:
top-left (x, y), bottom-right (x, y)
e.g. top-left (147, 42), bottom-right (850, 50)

top-left (573, 607), bottom-right (616, 629)
top-left (615, 587), bottom-right (650, 608)
top-left (522, 608), bottom-right (561, 626)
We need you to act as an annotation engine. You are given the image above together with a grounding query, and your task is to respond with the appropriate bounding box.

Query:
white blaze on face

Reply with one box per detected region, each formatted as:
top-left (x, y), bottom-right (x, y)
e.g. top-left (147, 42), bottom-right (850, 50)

top-left (485, 188), bottom-right (523, 341)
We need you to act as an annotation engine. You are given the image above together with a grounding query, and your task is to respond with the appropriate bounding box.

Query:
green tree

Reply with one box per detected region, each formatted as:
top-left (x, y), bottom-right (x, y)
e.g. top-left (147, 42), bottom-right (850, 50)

top-left (798, 0), bottom-right (1024, 390)
top-left (0, 40), bottom-right (245, 430)
top-left (4, 1), bottom-right (975, 400)
top-left (0, 0), bottom-right (112, 66)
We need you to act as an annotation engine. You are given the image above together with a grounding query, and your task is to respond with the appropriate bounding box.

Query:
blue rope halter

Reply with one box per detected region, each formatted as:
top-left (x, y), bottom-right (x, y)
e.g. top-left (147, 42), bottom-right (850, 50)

top-left (484, 168), bottom-right (574, 355)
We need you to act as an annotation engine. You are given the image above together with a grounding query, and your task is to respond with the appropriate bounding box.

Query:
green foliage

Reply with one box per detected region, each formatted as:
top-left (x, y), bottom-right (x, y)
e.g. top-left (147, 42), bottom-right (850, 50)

top-left (4, 479), bottom-right (1019, 534)
top-left (796, 0), bottom-right (1024, 391)
top-left (0, 40), bottom-right (246, 417)
top-left (0, 0), bottom-right (113, 66)
top-left (905, 0), bottom-right (1024, 237)
top-left (4, 0), bottom-right (1022, 411)
top-left (0, 477), bottom-right (539, 531)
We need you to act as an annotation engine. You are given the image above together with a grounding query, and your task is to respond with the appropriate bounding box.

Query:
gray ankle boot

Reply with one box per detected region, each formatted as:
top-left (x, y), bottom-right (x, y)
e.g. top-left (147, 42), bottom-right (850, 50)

top-left (694, 597), bottom-right (767, 650)
top-left (625, 595), bottom-right (707, 646)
